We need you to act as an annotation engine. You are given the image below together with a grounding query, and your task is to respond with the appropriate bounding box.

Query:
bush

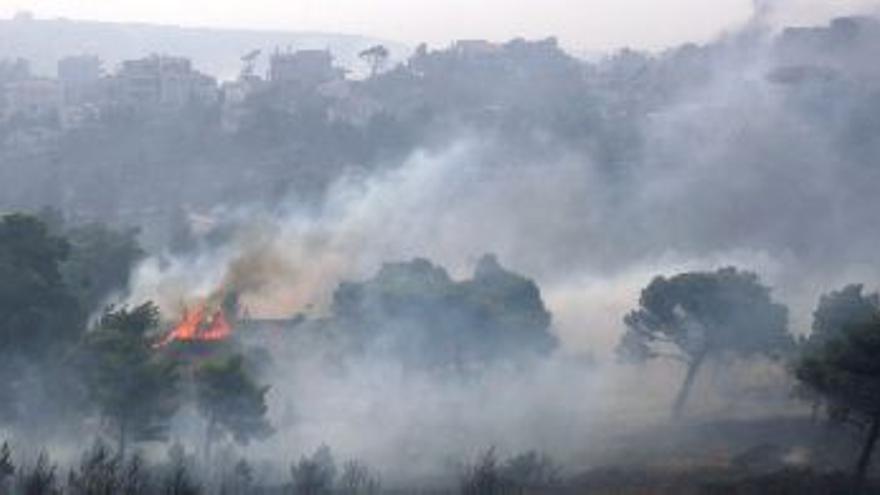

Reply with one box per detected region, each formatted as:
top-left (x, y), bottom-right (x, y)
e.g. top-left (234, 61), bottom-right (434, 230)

top-left (16, 452), bottom-right (59, 495)
top-left (290, 446), bottom-right (337, 495)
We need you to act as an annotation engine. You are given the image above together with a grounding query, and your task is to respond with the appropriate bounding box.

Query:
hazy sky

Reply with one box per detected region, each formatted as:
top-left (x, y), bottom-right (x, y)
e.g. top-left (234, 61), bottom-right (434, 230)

top-left (0, 0), bottom-right (878, 51)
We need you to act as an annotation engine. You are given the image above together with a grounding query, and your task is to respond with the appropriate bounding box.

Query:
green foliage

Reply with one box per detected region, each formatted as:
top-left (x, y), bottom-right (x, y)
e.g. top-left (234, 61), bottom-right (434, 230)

top-left (0, 213), bottom-right (81, 425)
top-left (460, 448), bottom-right (502, 495)
top-left (338, 460), bottom-right (380, 495)
top-left (62, 222), bottom-right (145, 313)
top-left (97, 302), bottom-right (161, 337)
top-left (330, 254), bottom-right (556, 369)
top-left (0, 441), bottom-right (14, 490)
top-left (0, 213), bottom-right (79, 357)
top-left (795, 315), bottom-right (880, 482)
top-left (460, 448), bottom-right (561, 495)
top-left (161, 462), bottom-right (201, 495)
top-left (618, 267), bottom-right (791, 417)
top-left (80, 303), bottom-right (180, 457)
top-left (810, 284), bottom-right (879, 345)
top-left (796, 318), bottom-right (880, 417)
top-left (499, 450), bottom-right (561, 488)
top-left (194, 354), bottom-right (272, 459)
top-left (619, 267), bottom-right (791, 362)
top-left (219, 458), bottom-right (254, 495)
top-left (797, 285), bottom-right (880, 422)
top-left (16, 452), bottom-right (59, 495)
top-left (66, 441), bottom-right (151, 495)
top-left (289, 445), bottom-right (337, 495)
top-left (359, 44), bottom-right (390, 77)
top-left (462, 254), bottom-right (555, 355)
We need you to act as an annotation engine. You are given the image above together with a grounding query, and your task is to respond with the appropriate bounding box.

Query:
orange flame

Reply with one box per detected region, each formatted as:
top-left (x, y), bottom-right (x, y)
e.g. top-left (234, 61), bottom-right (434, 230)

top-left (158, 304), bottom-right (232, 346)
top-left (201, 310), bottom-right (232, 341)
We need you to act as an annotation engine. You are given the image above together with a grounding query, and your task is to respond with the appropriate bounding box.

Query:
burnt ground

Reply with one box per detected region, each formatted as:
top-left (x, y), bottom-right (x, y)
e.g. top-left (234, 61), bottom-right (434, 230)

top-left (560, 416), bottom-right (875, 494)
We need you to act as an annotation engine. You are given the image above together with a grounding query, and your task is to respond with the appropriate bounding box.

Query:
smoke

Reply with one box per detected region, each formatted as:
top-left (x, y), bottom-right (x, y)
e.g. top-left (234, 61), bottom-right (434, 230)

top-left (109, 12), bottom-right (880, 483)
top-left (121, 138), bottom-right (799, 480)
top-left (754, 0), bottom-right (880, 28)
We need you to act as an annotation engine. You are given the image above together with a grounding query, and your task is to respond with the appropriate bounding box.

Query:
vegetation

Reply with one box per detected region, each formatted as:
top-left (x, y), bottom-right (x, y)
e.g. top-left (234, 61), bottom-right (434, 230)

top-left (797, 285), bottom-right (880, 422)
top-left (289, 446), bottom-right (338, 495)
top-left (4, 209), bottom-right (880, 491)
top-left (618, 268), bottom-right (793, 418)
top-left (0, 214), bottom-right (80, 427)
top-left (79, 303), bottom-right (180, 457)
top-left (795, 310), bottom-right (880, 485)
top-left (329, 254), bottom-right (556, 370)
top-left (359, 45), bottom-right (390, 77)
top-left (61, 221), bottom-right (144, 312)
top-left (0, 442), bottom-right (13, 492)
top-left (459, 448), bottom-right (562, 495)
top-left (194, 355), bottom-right (272, 463)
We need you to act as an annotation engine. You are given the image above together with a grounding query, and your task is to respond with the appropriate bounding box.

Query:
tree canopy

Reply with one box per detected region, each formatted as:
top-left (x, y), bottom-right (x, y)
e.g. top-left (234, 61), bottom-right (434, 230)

top-left (62, 222), bottom-right (144, 312)
top-left (796, 313), bottom-right (880, 485)
top-left (329, 254), bottom-right (556, 370)
top-left (0, 213), bottom-right (79, 358)
top-left (618, 267), bottom-right (792, 418)
top-left (0, 213), bottom-right (81, 426)
top-left (194, 354), bottom-right (272, 462)
top-left (80, 303), bottom-right (180, 457)
top-left (810, 284), bottom-right (879, 345)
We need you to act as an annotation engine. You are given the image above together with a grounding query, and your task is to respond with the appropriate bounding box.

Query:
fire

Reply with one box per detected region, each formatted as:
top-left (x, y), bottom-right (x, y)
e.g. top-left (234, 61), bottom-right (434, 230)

top-left (158, 304), bottom-right (233, 346)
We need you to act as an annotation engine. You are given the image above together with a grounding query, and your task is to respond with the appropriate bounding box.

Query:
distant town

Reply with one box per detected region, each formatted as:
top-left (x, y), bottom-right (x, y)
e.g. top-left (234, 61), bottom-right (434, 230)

top-left (0, 12), bottom-right (875, 244)
top-left (0, 47), bottom-right (365, 131)
top-left (0, 32), bottom-right (568, 158)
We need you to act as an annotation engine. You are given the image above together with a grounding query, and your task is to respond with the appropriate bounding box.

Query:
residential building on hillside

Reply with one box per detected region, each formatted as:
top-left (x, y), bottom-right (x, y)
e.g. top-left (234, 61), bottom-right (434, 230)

top-left (115, 55), bottom-right (219, 110)
top-left (268, 49), bottom-right (342, 87)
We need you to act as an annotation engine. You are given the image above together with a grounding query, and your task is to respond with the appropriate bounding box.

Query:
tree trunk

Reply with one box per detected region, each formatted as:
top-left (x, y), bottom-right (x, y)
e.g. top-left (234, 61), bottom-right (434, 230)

top-left (672, 350), bottom-right (707, 420)
top-left (855, 415), bottom-right (880, 491)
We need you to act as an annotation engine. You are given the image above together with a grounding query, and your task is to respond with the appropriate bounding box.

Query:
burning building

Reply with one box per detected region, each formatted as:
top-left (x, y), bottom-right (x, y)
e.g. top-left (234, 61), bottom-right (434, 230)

top-left (157, 297), bottom-right (305, 351)
top-left (159, 304), bottom-right (232, 347)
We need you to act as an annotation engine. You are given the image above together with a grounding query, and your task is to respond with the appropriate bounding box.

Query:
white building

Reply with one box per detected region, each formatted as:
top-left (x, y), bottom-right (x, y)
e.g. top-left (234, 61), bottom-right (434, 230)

top-left (115, 55), bottom-right (219, 111)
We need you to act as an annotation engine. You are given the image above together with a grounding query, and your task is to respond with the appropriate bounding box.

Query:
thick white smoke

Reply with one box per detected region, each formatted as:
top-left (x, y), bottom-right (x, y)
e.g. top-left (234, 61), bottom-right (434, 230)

top-left (119, 14), bottom-right (880, 480)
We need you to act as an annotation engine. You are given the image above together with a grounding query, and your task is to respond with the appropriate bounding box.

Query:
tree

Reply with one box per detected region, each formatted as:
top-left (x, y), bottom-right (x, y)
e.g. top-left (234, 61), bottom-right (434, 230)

top-left (329, 255), bottom-right (556, 370)
top-left (811, 284), bottom-right (879, 345)
top-left (16, 452), bottom-right (58, 495)
top-left (194, 355), bottom-right (272, 463)
top-left (338, 460), bottom-right (380, 495)
top-left (461, 254), bottom-right (556, 358)
top-left (795, 315), bottom-right (880, 487)
top-left (0, 214), bottom-right (80, 424)
top-left (80, 303), bottom-right (180, 458)
top-left (0, 442), bottom-right (13, 492)
top-left (800, 284), bottom-right (879, 421)
top-left (499, 450), bottom-right (561, 489)
top-left (290, 446), bottom-right (337, 495)
top-left (0, 214), bottom-right (79, 355)
top-left (65, 442), bottom-right (149, 495)
top-left (460, 448), bottom-right (503, 495)
top-left (359, 45), bottom-right (390, 77)
top-left (618, 267), bottom-right (791, 419)
top-left (221, 458), bottom-right (254, 495)
top-left (161, 455), bottom-right (201, 495)
top-left (62, 222), bottom-right (144, 313)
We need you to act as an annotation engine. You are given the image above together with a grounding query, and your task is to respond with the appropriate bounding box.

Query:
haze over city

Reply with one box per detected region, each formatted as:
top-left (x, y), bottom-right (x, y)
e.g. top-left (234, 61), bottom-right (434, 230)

top-left (0, 0), bottom-right (878, 51)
